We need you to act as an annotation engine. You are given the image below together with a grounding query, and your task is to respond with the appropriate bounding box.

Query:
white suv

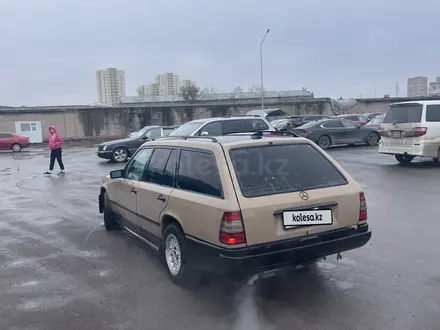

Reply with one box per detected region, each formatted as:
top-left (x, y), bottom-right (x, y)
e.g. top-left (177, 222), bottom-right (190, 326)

top-left (378, 100), bottom-right (440, 163)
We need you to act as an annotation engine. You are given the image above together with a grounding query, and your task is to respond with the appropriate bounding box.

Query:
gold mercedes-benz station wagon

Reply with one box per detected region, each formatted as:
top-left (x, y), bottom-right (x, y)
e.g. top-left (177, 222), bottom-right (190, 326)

top-left (99, 132), bottom-right (371, 286)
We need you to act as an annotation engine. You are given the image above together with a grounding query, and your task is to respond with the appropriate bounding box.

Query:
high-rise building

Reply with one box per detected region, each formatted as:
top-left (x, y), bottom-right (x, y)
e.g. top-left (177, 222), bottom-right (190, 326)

top-left (407, 76), bottom-right (428, 97)
top-left (96, 68), bottom-right (126, 105)
top-left (136, 83), bottom-right (163, 99)
top-left (154, 73), bottom-right (180, 96)
top-left (429, 77), bottom-right (440, 95)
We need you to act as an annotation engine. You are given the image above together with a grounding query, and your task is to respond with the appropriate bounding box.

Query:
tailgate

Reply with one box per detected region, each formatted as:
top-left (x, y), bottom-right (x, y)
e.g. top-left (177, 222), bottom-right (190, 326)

top-left (237, 186), bottom-right (360, 246)
top-left (227, 141), bottom-right (361, 246)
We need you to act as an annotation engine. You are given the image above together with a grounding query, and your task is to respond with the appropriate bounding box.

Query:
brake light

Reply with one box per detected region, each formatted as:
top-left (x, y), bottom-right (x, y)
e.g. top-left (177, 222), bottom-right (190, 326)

top-left (219, 211), bottom-right (246, 245)
top-left (305, 130), bottom-right (313, 134)
top-left (404, 127), bottom-right (427, 137)
top-left (379, 127), bottom-right (389, 137)
top-left (359, 192), bottom-right (367, 222)
top-left (271, 132), bottom-right (277, 136)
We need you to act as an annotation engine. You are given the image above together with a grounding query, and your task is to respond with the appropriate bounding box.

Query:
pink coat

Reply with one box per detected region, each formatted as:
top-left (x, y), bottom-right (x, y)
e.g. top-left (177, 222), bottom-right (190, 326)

top-left (48, 125), bottom-right (64, 150)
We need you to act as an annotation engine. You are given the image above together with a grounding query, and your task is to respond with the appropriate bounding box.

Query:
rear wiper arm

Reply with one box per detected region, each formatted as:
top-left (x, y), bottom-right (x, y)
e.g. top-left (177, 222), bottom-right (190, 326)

top-left (392, 121), bottom-right (404, 126)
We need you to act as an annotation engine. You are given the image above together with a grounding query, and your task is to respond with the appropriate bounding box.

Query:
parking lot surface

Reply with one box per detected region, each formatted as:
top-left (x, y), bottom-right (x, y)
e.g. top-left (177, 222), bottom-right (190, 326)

top-left (0, 145), bottom-right (439, 330)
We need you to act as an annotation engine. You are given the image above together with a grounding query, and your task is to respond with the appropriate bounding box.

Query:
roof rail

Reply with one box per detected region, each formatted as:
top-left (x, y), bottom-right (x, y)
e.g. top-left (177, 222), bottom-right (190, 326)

top-left (224, 131), bottom-right (298, 138)
top-left (151, 136), bottom-right (218, 142)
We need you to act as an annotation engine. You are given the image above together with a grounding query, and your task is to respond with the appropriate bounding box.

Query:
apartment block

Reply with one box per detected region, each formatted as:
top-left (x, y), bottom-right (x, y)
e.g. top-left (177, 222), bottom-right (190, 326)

top-left (154, 73), bottom-right (180, 96)
top-left (407, 76), bottom-right (428, 97)
top-left (96, 68), bottom-right (126, 105)
top-left (429, 77), bottom-right (440, 95)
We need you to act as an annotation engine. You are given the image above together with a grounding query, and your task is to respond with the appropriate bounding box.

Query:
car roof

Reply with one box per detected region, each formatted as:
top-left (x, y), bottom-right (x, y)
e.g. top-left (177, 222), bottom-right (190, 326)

top-left (142, 133), bottom-right (309, 150)
top-left (187, 116), bottom-right (268, 124)
top-left (0, 132), bottom-right (15, 135)
top-left (389, 100), bottom-right (440, 106)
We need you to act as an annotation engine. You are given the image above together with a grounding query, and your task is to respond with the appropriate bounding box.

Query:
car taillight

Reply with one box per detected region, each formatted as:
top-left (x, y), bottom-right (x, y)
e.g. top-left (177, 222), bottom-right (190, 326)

top-left (404, 127), bottom-right (427, 137)
top-left (379, 127), bottom-right (389, 137)
top-left (359, 192), bottom-right (367, 222)
top-left (305, 130), bottom-right (313, 134)
top-left (219, 211), bottom-right (246, 245)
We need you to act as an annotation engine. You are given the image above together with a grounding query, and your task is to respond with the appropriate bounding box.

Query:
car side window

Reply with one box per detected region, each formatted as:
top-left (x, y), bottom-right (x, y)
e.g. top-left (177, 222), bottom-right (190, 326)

top-left (322, 120), bottom-right (343, 128)
top-left (358, 116), bottom-right (368, 122)
top-left (177, 150), bottom-right (222, 198)
top-left (125, 148), bottom-right (153, 181)
top-left (144, 128), bottom-right (162, 139)
top-left (221, 120), bottom-right (248, 135)
top-left (0, 133), bottom-right (12, 138)
top-left (344, 115), bottom-right (359, 121)
top-left (144, 148), bottom-right (172, 185)
top-left (162, 149), bottom-right (179, 187)
top-left (163, 128), bottom-right (174, 136)
top-left (198, 122), bottom-right (222, 136)
top-left (425, 105), bottom-right (440, 122)
top-left (247, 119), bottom-right (269, 131)
top-left (341, 119), bottom-right (358, 128)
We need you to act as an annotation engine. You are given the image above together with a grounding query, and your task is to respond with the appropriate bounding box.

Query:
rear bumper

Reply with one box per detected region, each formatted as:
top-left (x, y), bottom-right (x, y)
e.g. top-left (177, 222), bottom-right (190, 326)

top-left (97, 150), bottom-right (113, 160)
top-left (378, 140), bottom-right (438, 158)
top-left (185, 224), bottom-right (371, 277)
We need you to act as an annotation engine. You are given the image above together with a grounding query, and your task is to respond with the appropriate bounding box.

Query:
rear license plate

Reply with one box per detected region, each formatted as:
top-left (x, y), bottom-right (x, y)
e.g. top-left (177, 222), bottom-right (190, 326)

top-left (283, 209), bottom-right (332, 227)
top-left (391, 131), bottom-right (402, 138)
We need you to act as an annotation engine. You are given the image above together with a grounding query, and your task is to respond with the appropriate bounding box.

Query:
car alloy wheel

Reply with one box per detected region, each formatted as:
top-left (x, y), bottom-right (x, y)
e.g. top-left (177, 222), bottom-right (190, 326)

top-left (318, 136), bottom-right (331, 149)
top-left (113, 148), bottom-right (128, 162)
top-left (366, 132), bottom-right (378, 145)
top-left (165, 233), bottom-right (182, 276)
top-left (12, 144), bottom-right (21, 152)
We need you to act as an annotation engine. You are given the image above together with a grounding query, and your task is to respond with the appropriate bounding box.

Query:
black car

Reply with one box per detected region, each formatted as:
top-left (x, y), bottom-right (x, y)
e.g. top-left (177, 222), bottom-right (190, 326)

top-left (97, 125), bottom-right (178, 162)
top-left (292, 118), bottom-right (380, 149)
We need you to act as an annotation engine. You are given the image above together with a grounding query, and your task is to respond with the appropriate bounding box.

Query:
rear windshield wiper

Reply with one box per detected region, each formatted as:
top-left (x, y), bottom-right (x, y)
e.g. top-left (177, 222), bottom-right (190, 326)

top-left (392, 121), bottom-right (405, 126)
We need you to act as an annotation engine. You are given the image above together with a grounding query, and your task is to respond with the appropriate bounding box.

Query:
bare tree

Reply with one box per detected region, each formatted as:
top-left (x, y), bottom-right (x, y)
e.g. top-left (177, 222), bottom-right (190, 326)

top-left (198, 87), bottom-right (217, 100)
top-left (229, 86), bottom-right (243, 99)
top-left (180, 84), bottom-right (200, 101)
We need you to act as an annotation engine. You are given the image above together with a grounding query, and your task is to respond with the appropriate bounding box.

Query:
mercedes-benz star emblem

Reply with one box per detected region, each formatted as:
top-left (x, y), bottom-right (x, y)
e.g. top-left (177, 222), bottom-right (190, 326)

top-left (299, 190), bottom-right (309, 200)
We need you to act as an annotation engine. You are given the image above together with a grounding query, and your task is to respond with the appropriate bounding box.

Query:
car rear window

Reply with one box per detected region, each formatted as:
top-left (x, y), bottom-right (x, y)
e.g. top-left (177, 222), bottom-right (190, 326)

top-left (383, 103), bottom-right (423, 124)
top-left (425, 104), bottom-right (440, 122)
top-left (169, 122), bottom-right (205, 136)
top-left (229, 144), bottom-right (348, 197)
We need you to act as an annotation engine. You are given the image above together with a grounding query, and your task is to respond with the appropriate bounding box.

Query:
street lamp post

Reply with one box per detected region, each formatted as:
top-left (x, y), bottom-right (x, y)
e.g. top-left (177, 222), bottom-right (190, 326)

top-left (260, 28), bottom-right (270, 110)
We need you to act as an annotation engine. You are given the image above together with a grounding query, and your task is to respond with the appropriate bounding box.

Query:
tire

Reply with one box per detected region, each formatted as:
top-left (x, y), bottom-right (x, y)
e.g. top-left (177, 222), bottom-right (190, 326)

top-left (112, 147), bottom-right (129, 163)
top-left (11, 143), bottom-right (22, 152)
top-left (433, 149), bottom-right (440, 165)
top-left (161, 223), bottom-right (199, 287)
top-left (395, 154), bottom-right (414, 164)
top-left (103, 192), bottom-right (121, 230)
top-left (317, 135), bottom-right (331, 149)
top-left (365, 132), bottom-right (379, 146)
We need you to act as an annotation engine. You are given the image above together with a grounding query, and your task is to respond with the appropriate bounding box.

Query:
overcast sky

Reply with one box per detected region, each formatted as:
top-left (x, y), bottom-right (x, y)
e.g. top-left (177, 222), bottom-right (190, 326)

top-left (0, 0), bottom-right (439, 106)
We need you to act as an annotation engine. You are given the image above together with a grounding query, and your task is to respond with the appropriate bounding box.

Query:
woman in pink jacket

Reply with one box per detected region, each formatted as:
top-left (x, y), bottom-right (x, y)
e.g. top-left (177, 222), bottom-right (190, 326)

top-left (44, 125), bottom-right (65, 175)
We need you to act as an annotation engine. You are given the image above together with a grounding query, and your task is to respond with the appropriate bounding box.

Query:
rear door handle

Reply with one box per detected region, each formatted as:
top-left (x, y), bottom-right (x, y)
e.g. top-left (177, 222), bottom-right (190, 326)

top-left (157, 195), bottom-right (166, 202)
top-left (131, 187), bottom-right (137, 194)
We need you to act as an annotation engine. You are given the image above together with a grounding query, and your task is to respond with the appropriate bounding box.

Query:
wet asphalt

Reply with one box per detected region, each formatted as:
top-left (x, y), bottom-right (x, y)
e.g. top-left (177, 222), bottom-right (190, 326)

top-left (0, 145), bottom-right (439, 330)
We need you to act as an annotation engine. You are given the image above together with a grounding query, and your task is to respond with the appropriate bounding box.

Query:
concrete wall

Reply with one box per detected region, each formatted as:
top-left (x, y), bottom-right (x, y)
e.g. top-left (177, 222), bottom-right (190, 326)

top-left (0, 97), bottom-right (333, 140)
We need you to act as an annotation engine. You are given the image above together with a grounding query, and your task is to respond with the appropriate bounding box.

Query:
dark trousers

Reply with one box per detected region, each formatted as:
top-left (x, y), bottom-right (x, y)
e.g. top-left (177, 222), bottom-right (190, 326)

top-left (49, 147), bottom-right (65, 171)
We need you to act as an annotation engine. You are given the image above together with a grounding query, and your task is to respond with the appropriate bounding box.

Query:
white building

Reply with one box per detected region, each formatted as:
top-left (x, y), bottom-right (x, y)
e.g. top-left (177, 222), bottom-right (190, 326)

top-left (137, 83), bottom-right (163, 99)
top-left (429, 77), bottom-right (440, 95)
top-left (407, 76), bottom-right (428, 97)
top-left (96, 68), bottom-right (126, 105)
top-left (154, 73), bottom-right (180, 96)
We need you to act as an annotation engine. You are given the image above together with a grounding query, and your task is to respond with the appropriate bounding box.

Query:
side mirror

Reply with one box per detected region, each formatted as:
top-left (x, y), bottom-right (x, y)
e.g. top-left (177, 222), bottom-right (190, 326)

top-left (110, 169), bottom-right (124, 179)
top-left (200, 131), bottom-right (209, 136)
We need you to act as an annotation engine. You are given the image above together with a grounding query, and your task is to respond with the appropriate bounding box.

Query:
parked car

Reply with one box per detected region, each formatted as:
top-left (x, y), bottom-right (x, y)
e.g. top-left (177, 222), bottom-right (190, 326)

top-left (363, 112), bottom-right (383, 121)
top-left (378, 100), bottom-right (440, 164)
top-left (99, 133), bottom-right (371, 286)
top-left (0, 132), bottom-right (31, 152)
top-left (365, 114), bottom-right (385, 129)
top-left (97, 125), bottom-right (178, 162)
top-left (293, 118), bottom-right (380, 149)
top-left (168, 116), bottom-right (276, 137)
top-left (334, 114), bottom-right (370, 126)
